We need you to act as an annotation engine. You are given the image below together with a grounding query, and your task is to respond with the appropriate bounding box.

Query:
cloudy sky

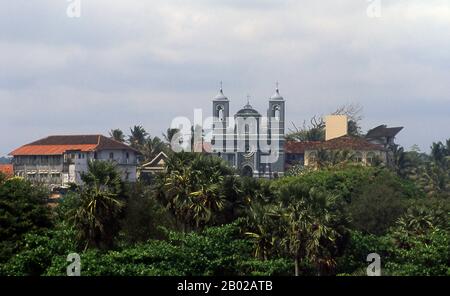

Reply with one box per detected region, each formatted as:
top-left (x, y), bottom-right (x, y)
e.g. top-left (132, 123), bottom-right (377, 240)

top-left (1, 0), bottom-right (449, 156)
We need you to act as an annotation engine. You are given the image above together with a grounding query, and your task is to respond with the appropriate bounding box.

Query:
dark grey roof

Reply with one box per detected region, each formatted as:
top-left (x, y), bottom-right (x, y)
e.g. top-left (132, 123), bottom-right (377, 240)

top-left (235, 103), bottom-right (261, 117)
top-left (366, 125), bottom-right (404, 139)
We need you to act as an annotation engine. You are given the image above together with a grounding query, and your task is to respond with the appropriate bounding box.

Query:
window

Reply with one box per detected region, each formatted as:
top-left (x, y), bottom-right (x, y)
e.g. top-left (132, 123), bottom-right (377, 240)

top-left (216, 105), bottom-right (224, 122)
top-left (126, 152), bottom-right (129, 159)
top-left (273, 105), bottom-right (281, 120)
top-left (109, 152), bottom-right (114, 160)
top-left (245, 124), bottom-right (250, 152)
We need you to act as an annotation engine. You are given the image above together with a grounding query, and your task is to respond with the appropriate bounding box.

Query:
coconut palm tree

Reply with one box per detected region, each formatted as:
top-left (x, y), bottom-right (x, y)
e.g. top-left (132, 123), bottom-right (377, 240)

top-left (163, 128), bottom-right (180, 145)
top-left (128, 125), bottom-right (148, 149)
top-left (109, 128), bottom-right (125, 143)
top-left (142, 136), bottom-right (166, 162)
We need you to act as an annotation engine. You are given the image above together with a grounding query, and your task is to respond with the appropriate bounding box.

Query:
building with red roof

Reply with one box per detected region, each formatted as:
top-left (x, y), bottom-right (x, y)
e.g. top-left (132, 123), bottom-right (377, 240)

top-left (9, 135), bottom-right (140, 186)
top-left (285, 135), bottom-right (387, 170)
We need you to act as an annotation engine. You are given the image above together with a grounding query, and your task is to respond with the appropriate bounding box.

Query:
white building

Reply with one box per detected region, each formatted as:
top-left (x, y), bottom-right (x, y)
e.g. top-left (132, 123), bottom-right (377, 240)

top-left (9, 135), bottom-right (140, 187)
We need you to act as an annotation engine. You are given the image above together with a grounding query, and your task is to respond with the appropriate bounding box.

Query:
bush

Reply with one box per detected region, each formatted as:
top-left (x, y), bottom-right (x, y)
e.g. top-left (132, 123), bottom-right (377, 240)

top-left (0, 178), bottom-right (52, 263)
top-left (44, 222), bottom-right (298, 276)
top-left (119, 183), bottom-right (174, 243)
top-left (0, 223), bottom-right (77, 276)
top-left (384, 229), bottom-right (450, 276)
top-left (348, 172), bottom-right (411, 235)
top-left (336, 231), bottom-right (390, 275)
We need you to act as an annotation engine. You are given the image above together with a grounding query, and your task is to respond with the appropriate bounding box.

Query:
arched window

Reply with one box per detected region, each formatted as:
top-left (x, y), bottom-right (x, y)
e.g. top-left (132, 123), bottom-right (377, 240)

top-left (242, 165), bottom-right (253, 177)
top-left (216, 105), bottom-right (224, 122)
top-left (273, 105), bottom-right (280, 120)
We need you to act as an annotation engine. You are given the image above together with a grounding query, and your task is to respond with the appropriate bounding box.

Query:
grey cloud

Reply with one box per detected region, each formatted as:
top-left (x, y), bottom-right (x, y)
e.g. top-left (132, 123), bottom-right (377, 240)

top-left (1, 0), bottom-right (449, 155)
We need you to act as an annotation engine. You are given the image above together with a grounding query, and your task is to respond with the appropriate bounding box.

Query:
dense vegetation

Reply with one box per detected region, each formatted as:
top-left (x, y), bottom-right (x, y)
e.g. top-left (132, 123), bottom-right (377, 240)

top-left (0, 135), bottom-right (449, 276)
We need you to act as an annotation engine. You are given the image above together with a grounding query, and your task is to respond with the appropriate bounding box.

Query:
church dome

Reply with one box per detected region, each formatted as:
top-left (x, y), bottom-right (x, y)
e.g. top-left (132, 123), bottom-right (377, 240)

top-left (270, 88), bottom-right (284, 100)
top-left (213, 88), bottom-right (228, 101)
top-left (236, 102), bottom-right (261, 117)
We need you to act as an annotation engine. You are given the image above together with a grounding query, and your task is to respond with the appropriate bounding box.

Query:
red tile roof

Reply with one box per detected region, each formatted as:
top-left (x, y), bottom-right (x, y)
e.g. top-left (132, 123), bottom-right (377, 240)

top-left (10, 144), bottom-right (98, 156)
top-left (285, 141), bottom-right (322, 153)
top-left (0, 164), bottom-right (13, 178)
top-left (285, 136), bottom-right (384, 153)
top-left (9, 135), bottom-right (140, 156)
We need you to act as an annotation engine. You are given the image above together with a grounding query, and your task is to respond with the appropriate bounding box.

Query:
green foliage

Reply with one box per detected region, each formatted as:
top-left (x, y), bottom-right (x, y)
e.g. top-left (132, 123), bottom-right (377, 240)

top-left (278, 185), bottom-right (349, 275)
top-left (2, 135), bottom-right (449, 276)
top-left (336, 231), bottom-right (390, 274)
top-left (0, 223), bottom-right (77, 276)
top-left (0, 172), bottom-right (6, 185)
top-left (72, 161), bottom-right (125, 250)
top-left (384, 229), bottom-right (450, 276)
top-left (45, 223), bottom-right (287, 276)
top-left (394, 139), bottom-right (450, 198)
top-left (347, 172), bottom-right (412, 235)
top-left (119, 182), bottom-right (174, 243)
top-left (337, 197), bottom-right (450, 276)
top-left (109, 128), bottom-right (125, 142)
top-left (0, 178), bottom-right (52, 263)
top-left (273, 165), bottom-right (379, 203)
top-left (156, 152), bottom-right (239, 231)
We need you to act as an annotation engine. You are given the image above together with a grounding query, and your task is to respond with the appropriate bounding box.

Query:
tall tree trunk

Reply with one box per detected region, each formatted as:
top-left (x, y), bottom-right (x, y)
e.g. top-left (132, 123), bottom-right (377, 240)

top-left (294, 255), bottom-right (300, 276)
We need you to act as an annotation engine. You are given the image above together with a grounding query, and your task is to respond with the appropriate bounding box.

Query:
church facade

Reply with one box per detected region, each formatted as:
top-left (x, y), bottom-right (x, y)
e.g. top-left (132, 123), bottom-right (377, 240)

top-left (211, 87), bottom-right (285, 178)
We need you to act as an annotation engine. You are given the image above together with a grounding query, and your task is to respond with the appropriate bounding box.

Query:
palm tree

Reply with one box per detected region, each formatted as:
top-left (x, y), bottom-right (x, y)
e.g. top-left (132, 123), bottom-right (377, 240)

top-left (163, 164), bottom-right (196, 232)
top-left (245, 202), bottom-right (284, 260)
top-left (163, 128), bottom-right (180, 145)
top-left (278, 184), bottom-right (347, 276)
top-left (142, 136), bottom-right (166, 162)
top-left (109, 128), bottom-right (125, 143)
top-left (128, 125), bottom-right (148, 149)
top-left (418, 162), bottom-right (450, 197)
top-left (71, 161), bottom-right (124, 250)
top-left (157, 152), bottom-right (234, 231)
